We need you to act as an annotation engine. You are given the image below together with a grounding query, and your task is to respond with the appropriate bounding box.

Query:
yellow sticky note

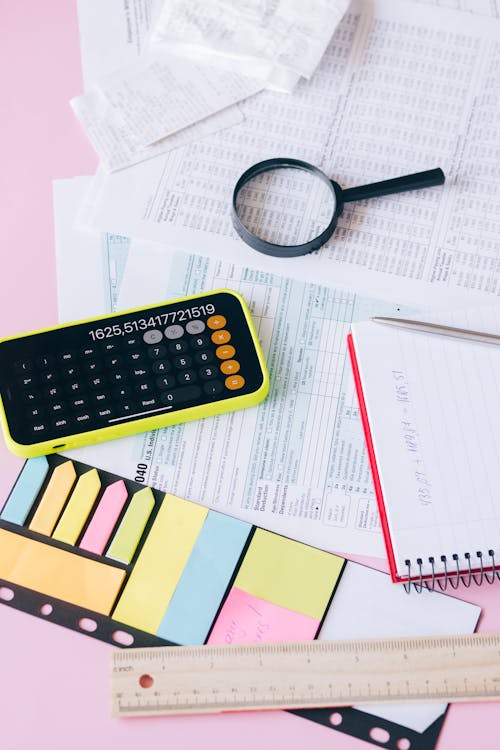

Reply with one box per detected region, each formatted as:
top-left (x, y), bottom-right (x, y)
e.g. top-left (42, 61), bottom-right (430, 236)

top-left (106, 487), bottom-right (155, 564)
top-left (52, 469), bottom-right (101, 545)
top-left (0, 528), bottom-right (125, 614)
top-left (234, 529), bottom-right (344, 619)
top-left (112, 494), bottom-right (207, 633)
top-left (29, 460), bottom-right (77, 535)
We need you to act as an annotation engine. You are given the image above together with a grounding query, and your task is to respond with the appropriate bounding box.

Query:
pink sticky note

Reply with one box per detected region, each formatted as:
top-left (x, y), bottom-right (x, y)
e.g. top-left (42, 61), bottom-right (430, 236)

top-left (79, 480), bottom-right (128, 555)
top-left (207, 587), bottom-right (320, 645)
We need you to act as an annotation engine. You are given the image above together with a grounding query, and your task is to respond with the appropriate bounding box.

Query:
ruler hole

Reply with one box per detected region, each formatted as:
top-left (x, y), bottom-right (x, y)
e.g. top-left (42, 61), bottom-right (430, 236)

top-left (139, 674), bottom-right (154, 689)
top-left (397, 740), bottom-right (411, 750)
top-left (112, 630), bottom-right (134, 646)
top-left (329, 712), bottom-right (343, 726)
top-left (79, 617), bottom-right (98, 633)
top-left (0, 586), bottom-right (14, 602)
top-left (369, 727), bottom-right (390, 744)
top-left (40, 603), bottom-right (53, 616)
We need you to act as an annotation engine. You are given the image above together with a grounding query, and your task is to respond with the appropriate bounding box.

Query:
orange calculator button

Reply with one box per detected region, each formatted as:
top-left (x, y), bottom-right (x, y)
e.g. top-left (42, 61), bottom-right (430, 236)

top-left (220, 359), bottom-right (240, 375)
top-left (225, 375), bottom-right (245, 390)
top-left (207, 315), bottom-right (227, 330)
top-left (211, 329), bottom-right (231, 345)
top-left (216, 344), bottom-right (236, 360)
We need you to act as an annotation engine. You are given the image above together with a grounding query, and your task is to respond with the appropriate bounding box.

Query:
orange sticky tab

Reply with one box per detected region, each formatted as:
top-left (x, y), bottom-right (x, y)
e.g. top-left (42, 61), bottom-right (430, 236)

top-left (29, 461), bottom-right (77, 535)
top-left (0, 528), bottom-right (125, 614)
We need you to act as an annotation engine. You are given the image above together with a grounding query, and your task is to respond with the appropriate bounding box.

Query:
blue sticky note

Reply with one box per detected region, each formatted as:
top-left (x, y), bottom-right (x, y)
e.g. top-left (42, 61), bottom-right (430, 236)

top-left (0, 456), bottom-right (49, 525)
top-left (156, 511), bottom-right (251, 645)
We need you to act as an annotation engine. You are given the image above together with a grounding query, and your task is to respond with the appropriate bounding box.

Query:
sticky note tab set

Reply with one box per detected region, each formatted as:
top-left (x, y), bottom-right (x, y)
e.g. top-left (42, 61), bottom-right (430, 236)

top-left (0, 454), bottom-right (345, 648)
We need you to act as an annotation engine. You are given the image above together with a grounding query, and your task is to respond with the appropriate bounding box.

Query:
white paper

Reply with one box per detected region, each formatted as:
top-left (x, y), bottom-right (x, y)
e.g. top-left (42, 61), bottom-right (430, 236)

top-left (77, 0), bottom-right (165, 86)
top-left (53, 178), bottom-right (131, 321)
top-left (320, 562), bottom-right (481, 732)
top-left (150, 0), bottom-right (350, 91)
top-left (79, 0), bottom-right (500, 308)
top-left (351, 307), bottom-right (500, 578)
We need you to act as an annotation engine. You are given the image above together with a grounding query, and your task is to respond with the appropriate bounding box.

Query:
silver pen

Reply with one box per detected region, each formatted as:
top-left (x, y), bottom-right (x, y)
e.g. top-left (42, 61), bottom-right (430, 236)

top-left (371, 316), bottom-right (500, 346)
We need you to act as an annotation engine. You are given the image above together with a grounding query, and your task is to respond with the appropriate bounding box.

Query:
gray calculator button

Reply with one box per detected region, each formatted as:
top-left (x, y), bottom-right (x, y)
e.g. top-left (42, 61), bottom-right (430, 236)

top-left (143, 329), bottom-right (163, 344)
top-left (185, 320), bottom-right (205, 334)
top-left (164, 324), bottom-right (184, 339)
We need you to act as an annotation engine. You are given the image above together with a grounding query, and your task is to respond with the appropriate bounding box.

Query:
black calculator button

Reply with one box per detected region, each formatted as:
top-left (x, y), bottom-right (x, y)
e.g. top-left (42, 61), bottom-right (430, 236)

top-left (132, 367), bottom-right (148, 379)
top-left (164, 324), bottom-right (184, 340)
top-left (93, 392), bottom-right (109, 404)
top-left (173, 355), bottom-right (192, 369)
top-left (14, 359), bottom-right (33, 373)
top-left (97, 406), bottom-right (113, 420)
top-left (62, 365), bottom-right (79, 378)
top-left (178, 370), bottom-right (197, 384)
top-left (127, 351), bottom-right (145, 364)
top-left (123, 335), bottom-right (141, 348)
top-left (89, 376), bottom-right (106, 389)
top-left (66, 381), bottom-right (85, 395)
top-left (134, 382), bottom-right (153, 395)
top-left (147, 344), bottom-right (167, 360)
top-left (81, 346), bottom-right (98, 358)
top-left (139, 396), bottom-right (160, 409)
top-left (53, 416), bottom-right (70, 430)
top-left (156, 374), bottom-right (176, 389)
top-left (143, 329), bottom-right (163, 344)
top-left (203, 380), bottom-right (224, 396)
top-left (109, 371), bottom-right (127, 384)
top-left (160, 385), bottom-right (201, 405)
top-left (168, 340), bottom-right (188, 354)
top-left (70, 396), bottom-right (89, 410)
top-left (31, 422), bottom-right (48, 435)
top-left (105, 355), bottom-right (122, 368)
top-left (45, 385), bottom-right (64, 400)
top-left (19, 375), bottom-right (36, 388)
top-left (48, 401), bottom-right (66, 414)
top-left (151, 360), bottom-right (171, 374)
top-left (40, 371), bottom-right (58, 384)
top-left (117, 401), bottom-right (135, 416)
top-left (26, 405), bottom-right (44, 419)
top-left (113, 385), bottom-right (131, 400)
top-left (101, 341), bottom-right (120, 353)
top-left (194, 350), bottom-right (214, 365)
top-left (84, 361), bottom-right (101, 374)
top-left (74, 411), bottom-right (94, 427)
top-left (58, 351), bottom-right (75, 364)
top-left (190, 334), bottom-right (210, 349)
top-left (185, 320), bottom-right (205, 334)
top-left (36, 354), bottom-right (55, 369)
top-left (199, 366), bottom-right (218, 380)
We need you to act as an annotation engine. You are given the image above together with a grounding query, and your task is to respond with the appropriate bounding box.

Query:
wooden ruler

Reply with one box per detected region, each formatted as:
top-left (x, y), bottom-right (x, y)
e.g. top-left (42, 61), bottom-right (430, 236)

top-left (111, 632), bottom-right (500, 717)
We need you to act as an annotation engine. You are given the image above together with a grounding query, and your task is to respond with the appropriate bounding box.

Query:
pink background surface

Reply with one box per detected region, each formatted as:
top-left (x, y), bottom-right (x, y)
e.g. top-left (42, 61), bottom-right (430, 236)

top-left (1, 3), bottom-right (500, 749)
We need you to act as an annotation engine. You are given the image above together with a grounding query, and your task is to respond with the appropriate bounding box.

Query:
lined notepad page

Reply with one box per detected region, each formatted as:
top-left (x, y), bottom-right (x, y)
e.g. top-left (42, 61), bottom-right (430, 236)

top-left (351, 311), bottom-right (500, 579)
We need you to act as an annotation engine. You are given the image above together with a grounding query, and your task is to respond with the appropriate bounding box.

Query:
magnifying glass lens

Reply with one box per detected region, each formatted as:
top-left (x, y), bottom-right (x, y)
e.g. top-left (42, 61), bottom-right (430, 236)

top-left (234, 166), bottom-right (337, 248)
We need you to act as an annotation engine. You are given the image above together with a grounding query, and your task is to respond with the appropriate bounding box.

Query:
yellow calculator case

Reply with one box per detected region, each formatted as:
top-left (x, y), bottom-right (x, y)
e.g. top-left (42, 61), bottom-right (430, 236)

top-left (0, 289), bottom-right (269, 457)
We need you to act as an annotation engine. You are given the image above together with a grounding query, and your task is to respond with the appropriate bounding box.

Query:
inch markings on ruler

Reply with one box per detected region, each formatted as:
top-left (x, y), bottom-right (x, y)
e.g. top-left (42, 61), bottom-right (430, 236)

top-left (111, 632), bottom-right (500, 717)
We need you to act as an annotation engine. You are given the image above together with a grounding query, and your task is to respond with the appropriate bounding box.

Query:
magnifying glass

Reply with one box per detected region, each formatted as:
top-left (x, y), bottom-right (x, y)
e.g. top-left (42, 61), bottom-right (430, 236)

top-left (231, 158), bottom-right (445, 258)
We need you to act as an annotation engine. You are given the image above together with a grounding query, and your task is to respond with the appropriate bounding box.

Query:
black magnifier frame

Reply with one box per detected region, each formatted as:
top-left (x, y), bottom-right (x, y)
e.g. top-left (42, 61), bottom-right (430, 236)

top-left (231, 157), bottom-right (445, 258)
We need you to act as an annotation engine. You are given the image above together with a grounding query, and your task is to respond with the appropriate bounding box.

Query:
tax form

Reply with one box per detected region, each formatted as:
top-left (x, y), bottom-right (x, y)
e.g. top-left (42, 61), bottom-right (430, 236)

top-left (67, 241), bottom-right (423, 558)
top-left (78, 0), bottom-right (500, 307)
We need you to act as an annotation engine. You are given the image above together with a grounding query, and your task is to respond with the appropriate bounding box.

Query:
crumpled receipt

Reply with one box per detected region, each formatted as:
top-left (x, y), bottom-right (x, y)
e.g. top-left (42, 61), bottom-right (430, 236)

top-left (150, 0), bottom-right (351, 91)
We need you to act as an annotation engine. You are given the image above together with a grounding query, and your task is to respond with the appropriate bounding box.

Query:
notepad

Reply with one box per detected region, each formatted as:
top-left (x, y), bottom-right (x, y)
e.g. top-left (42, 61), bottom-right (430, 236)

top-left (348, 318), bottom-right (500, 590)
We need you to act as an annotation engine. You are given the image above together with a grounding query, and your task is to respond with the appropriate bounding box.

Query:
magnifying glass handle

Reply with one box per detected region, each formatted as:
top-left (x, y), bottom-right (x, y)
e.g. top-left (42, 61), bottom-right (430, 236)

top-left (341, 168), bottom-right (445, 203)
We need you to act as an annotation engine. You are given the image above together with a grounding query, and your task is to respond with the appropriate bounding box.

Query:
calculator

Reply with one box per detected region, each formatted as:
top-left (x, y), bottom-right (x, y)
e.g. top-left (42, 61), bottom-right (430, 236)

top-left (0, 289), bottom-right (269, 458)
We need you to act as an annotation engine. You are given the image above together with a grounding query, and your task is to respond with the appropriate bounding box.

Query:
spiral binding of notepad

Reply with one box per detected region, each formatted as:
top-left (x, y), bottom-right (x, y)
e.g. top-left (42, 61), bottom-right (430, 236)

top-left (404, 551), bottom-right (500, 593)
